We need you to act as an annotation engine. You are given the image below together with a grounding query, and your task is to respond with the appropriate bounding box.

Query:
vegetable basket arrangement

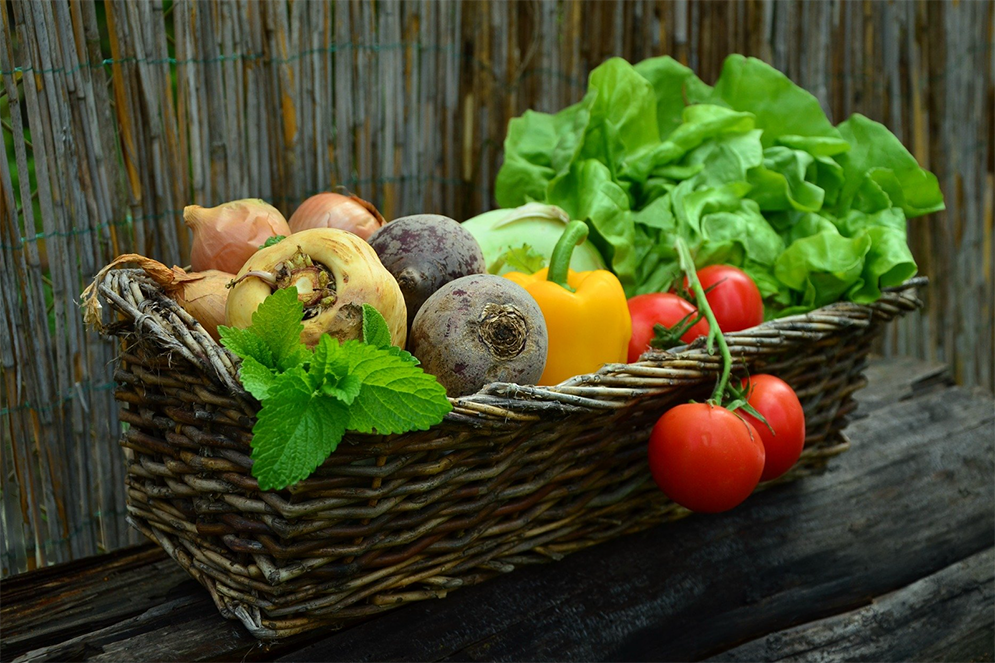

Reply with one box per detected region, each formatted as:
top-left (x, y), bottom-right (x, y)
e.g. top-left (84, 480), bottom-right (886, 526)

top-left (82, 56), bottom-right (940, 640)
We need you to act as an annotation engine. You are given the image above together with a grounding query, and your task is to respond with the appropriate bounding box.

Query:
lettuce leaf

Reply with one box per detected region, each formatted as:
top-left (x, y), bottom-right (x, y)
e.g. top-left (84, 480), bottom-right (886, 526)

top-left (633, 56), bottom-right (714, 138)
top-left (706, 55), bottom-right (843, 148)
top-left (836, 113), bottom-right (945, 218)
top-left (493, 55), bottom-right (942, 316)
top-left (547, 159), bottom-right (638, 289)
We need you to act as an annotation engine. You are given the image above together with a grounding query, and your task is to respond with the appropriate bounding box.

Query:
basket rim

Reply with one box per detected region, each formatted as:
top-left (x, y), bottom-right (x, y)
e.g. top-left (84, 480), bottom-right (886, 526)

top-left (82, 265), bottom-right (926, 421)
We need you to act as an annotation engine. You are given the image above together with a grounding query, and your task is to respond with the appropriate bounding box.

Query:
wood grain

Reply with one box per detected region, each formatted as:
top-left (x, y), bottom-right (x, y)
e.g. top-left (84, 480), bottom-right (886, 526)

top-left (711, 547), bottom-right (995, 663)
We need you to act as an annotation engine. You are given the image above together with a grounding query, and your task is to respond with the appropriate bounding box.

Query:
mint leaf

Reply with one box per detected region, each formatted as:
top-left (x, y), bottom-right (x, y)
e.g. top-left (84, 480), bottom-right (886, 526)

top-left (362, 304), bottom-right (393, 349)
top-left (309, 335), bottom-right (349, 389)
top-left (340, 341), bottom-right (452, 434)
top-left (360, 303), bottom-right (419, 364)
top-left (220, 288), bottom-right (310, 370)
top-left (251, 288), bottom-right (311, 370)
top-left (239, 356), bottom-right (278, 400)
top-left (259, 235), bottom-right (286, 249)
top-left (386, 346), bottom-right (420, 365)
top-left (230, 290), bottom-right (450, 491)
top-left (309, 336), bottom-right (362, 404)
top-left (219, 325), bottom-right (274, 368)
top-left (322, 373), bottom-right (362, 405)
top-left (250, 367), bottom-right (348, 491)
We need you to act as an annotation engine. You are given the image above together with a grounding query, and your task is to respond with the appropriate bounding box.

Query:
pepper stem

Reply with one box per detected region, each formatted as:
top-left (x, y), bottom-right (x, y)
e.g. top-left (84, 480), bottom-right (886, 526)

top-left (674, 237), bottom-right (733, 402)
top-left (547, 220), bottom-right (589, 291)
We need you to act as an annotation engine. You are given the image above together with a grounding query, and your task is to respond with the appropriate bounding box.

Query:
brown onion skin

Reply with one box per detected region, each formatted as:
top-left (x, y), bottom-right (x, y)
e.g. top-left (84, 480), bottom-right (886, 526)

top-left (288, 193), bottom-right (385, 240)
top-left (175, 270), bottom-right (232, 341)
top-left (226, 229), bottom-right (407, 348)
top-left (185, 199), bottom-right (291, 275)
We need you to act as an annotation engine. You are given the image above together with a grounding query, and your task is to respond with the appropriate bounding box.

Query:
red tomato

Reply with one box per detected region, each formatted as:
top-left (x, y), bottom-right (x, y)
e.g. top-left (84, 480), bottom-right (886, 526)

top-left (647, 403), bottom-right (765, 513)
top-left (738, 375), bottom-right (806, 481)
top-left (626, 293), bottom-right (710, 363)
top-left (683, 265), bottom-right (763, 332)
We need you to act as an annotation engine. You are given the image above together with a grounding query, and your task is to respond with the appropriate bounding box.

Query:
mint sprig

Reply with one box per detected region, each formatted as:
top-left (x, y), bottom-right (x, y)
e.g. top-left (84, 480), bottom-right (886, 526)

top-left (218, 291), bottom-right (451, 491)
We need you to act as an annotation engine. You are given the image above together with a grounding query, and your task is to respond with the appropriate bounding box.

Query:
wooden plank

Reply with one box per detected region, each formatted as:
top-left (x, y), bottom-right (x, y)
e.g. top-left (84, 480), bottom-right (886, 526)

top-left (712, 547), bottom-right (995, 663)
top-left (281, 384), bottom-right (995, 663)
top-left (853, 354), bottom-right (952, 415)
top-left (0, 546), bottom-right (182, 659)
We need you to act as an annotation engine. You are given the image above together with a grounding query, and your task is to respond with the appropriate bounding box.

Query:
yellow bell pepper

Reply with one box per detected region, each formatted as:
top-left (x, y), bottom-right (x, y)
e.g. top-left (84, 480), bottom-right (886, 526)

top-left (504, 221), bottom-right (631, 386)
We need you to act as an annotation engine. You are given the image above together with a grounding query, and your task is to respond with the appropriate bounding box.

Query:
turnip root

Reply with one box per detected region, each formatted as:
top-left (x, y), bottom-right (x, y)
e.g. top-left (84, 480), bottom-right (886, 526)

top-left (408, 274), bottom-right (547, 397)
top-left (226, 229), bottom-right (407, 348)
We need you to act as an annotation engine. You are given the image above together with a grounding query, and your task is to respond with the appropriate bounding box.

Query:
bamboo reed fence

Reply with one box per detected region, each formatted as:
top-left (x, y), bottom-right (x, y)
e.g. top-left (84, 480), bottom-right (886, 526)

top-left (1, 0), bottom-right (992, 577)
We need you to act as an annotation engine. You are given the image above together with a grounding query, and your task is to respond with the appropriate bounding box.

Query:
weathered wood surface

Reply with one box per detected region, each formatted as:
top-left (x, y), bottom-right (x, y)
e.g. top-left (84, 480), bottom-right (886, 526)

top-left (1, 356), bottom-right (992, 663)
top-left (1, 0), bottom-right (993, 576)
top-left (713, 548), bottom-right (995, 663)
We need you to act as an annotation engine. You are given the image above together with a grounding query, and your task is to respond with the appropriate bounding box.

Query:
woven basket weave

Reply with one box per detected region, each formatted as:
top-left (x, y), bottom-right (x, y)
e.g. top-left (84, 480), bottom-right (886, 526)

top-left (85, 266), bottom-right (924, 639)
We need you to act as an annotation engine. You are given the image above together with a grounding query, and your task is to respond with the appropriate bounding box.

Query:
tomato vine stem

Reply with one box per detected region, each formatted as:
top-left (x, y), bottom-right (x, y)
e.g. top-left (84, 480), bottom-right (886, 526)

top-left (674, 237), bottom-right (733, 403)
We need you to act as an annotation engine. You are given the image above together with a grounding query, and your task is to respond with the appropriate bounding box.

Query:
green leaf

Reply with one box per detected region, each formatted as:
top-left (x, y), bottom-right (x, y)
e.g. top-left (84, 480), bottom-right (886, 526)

top-left (629, 221), bottom-right (681, 297)
top-left (249, 368), bottom-right (348, 491)
top-left (747, 146), bottom-right (826, 212)
top-left (219, 325), bottom-right (275, 368)
top-left (848, 225), bottom-right (918, 303)
top-left (832, 208), bottom-right (917, 303)
top-left (239, 356), bottom-right (278, 400)
top-left (547, 159), bottom-right (637, 290)
top-left (308, 334), bottom-right (349, 389)
top-left (633, 55), bottom-right (713, 138)
top-left (708, 55), bottom-right (842, 148)
top-left (495, 244), bottom-right (547, 275)
top-left (492, 55), bottom-right (940, 316)
top-left (362, 304), bottom-right (392, 349)
top-left (322, 373), bottom-right (362, 405)
top-left (578, 58), bottom-right (661, 177)
top-left (494, 110), bottom-right (565, 208)
top-left (230, 287), bottom-right (311, 371)
top-left (683, 128), bottom-right (764, 189)
top-left (776, 135), bottom-right (851, 157)
top-left (774, 223), bottom-right (872, 310)
top-left (259, 235), bottom-right (286, 249)
top-left (836, 114), bottom-right (944, 218)
top-left (621, 105), bottom-right (756, 187)
top-left (339, 341), bottom-right (452, 435)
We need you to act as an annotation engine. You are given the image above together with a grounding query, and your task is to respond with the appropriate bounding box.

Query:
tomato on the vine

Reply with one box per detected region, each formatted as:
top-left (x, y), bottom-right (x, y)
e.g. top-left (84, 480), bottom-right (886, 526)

top-left (683, 265), bottom-right (763, 333)
top-left (626, 293), bottom-right (710, 363)
top-left (738, 374), bottom-right (806, 481)
top-left (647, 403), bottom-right (765, 513)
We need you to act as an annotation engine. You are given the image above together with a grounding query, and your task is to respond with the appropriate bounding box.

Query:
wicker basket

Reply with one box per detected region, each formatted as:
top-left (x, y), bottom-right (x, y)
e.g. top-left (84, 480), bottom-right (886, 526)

top-left (84, 266), bottom-right (924, 639)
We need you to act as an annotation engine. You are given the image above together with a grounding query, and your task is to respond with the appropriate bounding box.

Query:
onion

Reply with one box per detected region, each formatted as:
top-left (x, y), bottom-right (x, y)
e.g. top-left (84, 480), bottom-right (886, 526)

top-left (227, 229), bottom-right (407, 348)
top-left (172, 269), bottom-right (232, 340)
top-left (288, 193), bottom-right (385, 240)
top-left (80, 254), bottom-right (233, 341)
top-left (185, 199), bottom-right (291, 274)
